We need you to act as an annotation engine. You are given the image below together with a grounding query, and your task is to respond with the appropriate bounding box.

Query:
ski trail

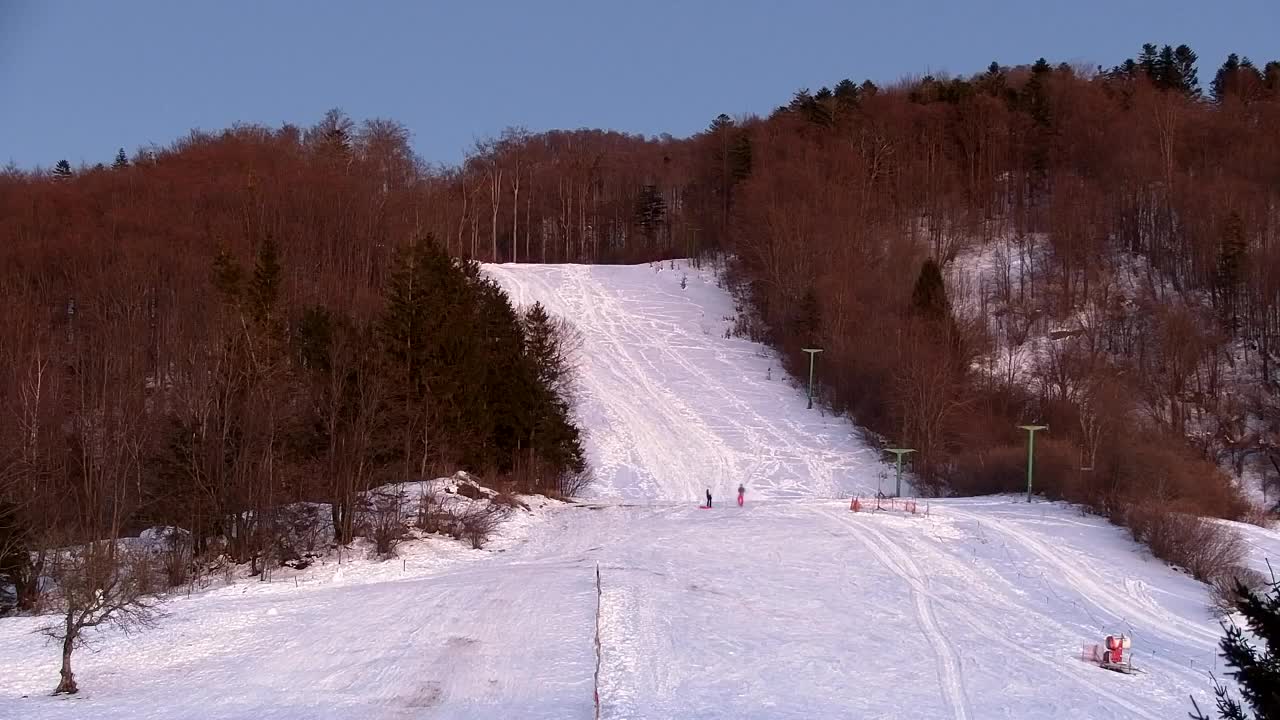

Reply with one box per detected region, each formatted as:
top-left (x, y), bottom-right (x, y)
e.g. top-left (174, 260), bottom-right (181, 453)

top-left (483, 262), bottom-right (878, 501)
top-left (946, 506), bottom-right (1220, 649)
top-left (825, 509), bottom-right (1165, 720)
top-left (820, 509), bottom-right (971, 720)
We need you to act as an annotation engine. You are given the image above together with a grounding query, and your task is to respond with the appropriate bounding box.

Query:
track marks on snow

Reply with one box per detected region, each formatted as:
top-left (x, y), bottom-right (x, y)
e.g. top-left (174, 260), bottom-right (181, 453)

top-left (823, 509), bottom-right (972, 720)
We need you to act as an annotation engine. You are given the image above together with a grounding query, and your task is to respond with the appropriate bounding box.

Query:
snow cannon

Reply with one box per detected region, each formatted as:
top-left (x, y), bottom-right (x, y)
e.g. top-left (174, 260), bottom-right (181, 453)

top-left (1103, 634), bottom-right (1129, 664)
top-left (851, 497), bottom-right (862, 512)
top-left (1095, 634), bottom-right (1136, 674)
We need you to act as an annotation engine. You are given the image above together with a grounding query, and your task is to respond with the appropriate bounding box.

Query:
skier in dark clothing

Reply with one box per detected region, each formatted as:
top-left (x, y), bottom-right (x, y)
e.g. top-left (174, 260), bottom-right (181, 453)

top-left (737, 483), bottom-right (745, 507)
top-left (706, 489), bottom-right (712, 508)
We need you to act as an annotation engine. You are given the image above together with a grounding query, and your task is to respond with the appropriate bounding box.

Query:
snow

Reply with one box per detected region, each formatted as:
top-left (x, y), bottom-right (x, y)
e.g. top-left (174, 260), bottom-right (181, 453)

top-left (2, 259), bottom-right (1276, 719)
top-left (485, 260), bottom-right (881, 501)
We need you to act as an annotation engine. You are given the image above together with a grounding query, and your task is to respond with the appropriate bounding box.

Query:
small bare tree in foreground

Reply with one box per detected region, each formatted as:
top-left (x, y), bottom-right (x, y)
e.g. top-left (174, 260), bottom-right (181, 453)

top-left (41, 543), bottom-right (161, 694)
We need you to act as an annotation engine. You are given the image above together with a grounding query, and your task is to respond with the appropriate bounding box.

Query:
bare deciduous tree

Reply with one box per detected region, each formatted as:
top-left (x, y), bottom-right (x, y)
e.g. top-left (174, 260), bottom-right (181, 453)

top-left (42, 543), bottom-right (161, 694)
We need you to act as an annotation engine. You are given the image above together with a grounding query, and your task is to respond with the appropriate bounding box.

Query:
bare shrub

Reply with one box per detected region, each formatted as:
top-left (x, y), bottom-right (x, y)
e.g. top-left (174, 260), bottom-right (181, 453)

top-left (1239, 505), bottom-right (1276, 529)
top-left (1121, 504), bottom-right (1245, 582)
top-left (558, 469), bottom-right (594, 498)
top-left (158, 529), bottom-right (193, 589)
top-left (415, 485), bottom-right (448, 534)
top-left (491, 492), bottom-right (529, 511)
top-left (362, 488), bottom-right (408, 557)
top-left (280, 504), bottom-right (323, 554)
top-left (1209, 565), bottom-right (1271, 617)
top-left (457, 503), bottom-right (511, 549)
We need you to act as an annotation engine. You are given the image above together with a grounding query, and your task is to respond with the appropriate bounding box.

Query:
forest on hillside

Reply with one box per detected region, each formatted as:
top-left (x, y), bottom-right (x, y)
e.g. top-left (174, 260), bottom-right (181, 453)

top-left (3, 43), bottom-right (1280, 613)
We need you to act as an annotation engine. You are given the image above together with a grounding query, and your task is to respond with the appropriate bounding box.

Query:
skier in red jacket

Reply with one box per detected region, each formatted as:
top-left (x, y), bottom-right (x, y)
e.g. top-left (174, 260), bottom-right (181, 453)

top-left (737, 483), bottom-right (745, 507)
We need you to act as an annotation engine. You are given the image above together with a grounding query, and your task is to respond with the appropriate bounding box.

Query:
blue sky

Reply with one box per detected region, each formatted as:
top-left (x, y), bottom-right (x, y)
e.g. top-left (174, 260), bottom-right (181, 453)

top-left (2, 0), bottom-right (1276, 169)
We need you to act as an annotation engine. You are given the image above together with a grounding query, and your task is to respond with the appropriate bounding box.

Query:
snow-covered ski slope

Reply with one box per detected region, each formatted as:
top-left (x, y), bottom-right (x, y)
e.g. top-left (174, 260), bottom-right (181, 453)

top-left (486, 261), bottom-right (880, 501)
top-left (3, 260), bottom-right (1278, 719)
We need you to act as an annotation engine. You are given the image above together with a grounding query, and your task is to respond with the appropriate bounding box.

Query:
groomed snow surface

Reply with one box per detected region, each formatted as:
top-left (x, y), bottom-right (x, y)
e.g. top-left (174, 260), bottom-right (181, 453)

top-left (3, 260), bottom-right (1277, 719)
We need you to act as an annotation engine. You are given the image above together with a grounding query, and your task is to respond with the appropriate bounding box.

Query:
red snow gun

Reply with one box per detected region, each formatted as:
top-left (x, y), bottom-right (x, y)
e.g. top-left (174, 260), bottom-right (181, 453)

top-left (1084, 634), bottom-right (1136, 674)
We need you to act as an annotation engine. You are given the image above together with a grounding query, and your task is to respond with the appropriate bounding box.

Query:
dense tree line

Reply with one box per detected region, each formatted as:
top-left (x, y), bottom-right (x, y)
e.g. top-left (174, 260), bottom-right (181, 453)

top-left (4, 43), bottom-right (1280, 611)
top-left (408, 45), bottom-right (1280, 524)
top-left (0, 116), bottom-right (583, 612)
top-left (719, 47), bottom-right (1280, 517)
top-left (415, 45), bottom-right (1278, 520)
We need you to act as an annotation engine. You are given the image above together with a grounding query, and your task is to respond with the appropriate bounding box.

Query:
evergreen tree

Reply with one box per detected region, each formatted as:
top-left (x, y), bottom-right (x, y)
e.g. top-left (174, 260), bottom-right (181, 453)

top-left (1213, 54), bottom-right (1243, 102)
top-left (522, 303), bottom-right (568, 394)
top-left (910, 258), bottom-right (951, 322)
top-left (833, 78), bottom-right (861, 109)
top-left (212, 248), bottom-right (243, 301)
top-left (1266, 62), bottom-right (1280, 94)
top-left (978, 62), bottom-right (1007, 97)
top-left (112, 148), bottom-right (129, 169)
top-left (1217, 212), bottom-right (1248, 334)
top-left (473, 278), bottom-right (535, 466)
top-left (0, 500), bottom-right (31, 611)
top-left (52, 160), bottom-right (72, 180)
top-left (1173, 44), bottom-right (1201, 96)
top-left (794, 287), bottom-right (822, 347)
top-left (521, 302), bottom-right (585, 474)
top-left (1190, 579), bottom-right (1280, 719)
top-left (311, 108), bottom-right (353, 161)
top-left (729, 132), bottom-right (752, 183)
top-left (248, 237), bottom-right (282, 326)
top-left (1138, 43), bottom-right (1160, 79)
top-left (634, 184), bottom-right (667, 245)
top-left (1024, 59), bottom-right (1053, 127)
top-left (1156, 45), bottom-right (1179, 89)
top-left (377, 236), bottom-right (469, 473)
top-left (295, 305), bottom-right (333, 373)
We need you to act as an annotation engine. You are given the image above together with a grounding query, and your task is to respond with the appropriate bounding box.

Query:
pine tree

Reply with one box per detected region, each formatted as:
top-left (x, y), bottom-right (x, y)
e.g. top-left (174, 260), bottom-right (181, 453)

top-left (634, 184), bottom-right (667, 245)
top-left (295, 306), bottom-right (333, 373)
top-left (311, 108), bottom-right (353, 161)
top-left (979, 61), bottom-right (1007, 97)
top-left (112, 148), bottom-right (129, 169)
top-left (1173, 44), bottom-right (1201, 96)
top-left (0, 500), bottom-right (31, 611)
top-left (1265, 62), bottom-right (1280, 95)
top-left (1191, 579), bottom-right (1280, 719)
top-left (833, 78), bottom-right (860, 109)
top-left (1213, 54), bottom-right (1243, 102)
top-left (377, 236), bottom-right (471, 473)
top-left (212, 248), bottom-right (243, 302)
top-left (910, 258), bottom-right (951, 322)
top-left (520, 302), bottom-right (585, 476)
top-left (1217, 212), bottom-right (1248, 333)
top-left (522, 303), bottom-right (567, 394)
top-left (1138, 43), bottom-right (1160, 79)
top-left (794, 287), bottom-right (821, 347)
top-left (248, 237), bottom-right (282, 326)
top-left (729, 133), bottom-right (752, 183)
top-left (52, 160), bottom-right (72, 180)
top-left (1024, 59), bottom-right (1053, 127)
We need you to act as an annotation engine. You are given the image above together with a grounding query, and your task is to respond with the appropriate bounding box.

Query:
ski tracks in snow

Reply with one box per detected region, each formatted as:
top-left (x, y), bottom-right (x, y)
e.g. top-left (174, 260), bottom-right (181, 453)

top-left (485, 263), bottom-right (876, 501)
top-left (945, 506), bottom-right (1221, 650)
top-left (826, 507), bottom-right (1169, 720)
top-left (823, 509), bottom-right (972, 720)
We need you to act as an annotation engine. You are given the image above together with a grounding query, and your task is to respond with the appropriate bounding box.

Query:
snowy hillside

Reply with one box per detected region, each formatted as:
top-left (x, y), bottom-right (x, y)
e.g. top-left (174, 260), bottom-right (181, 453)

top-left (2, 260), bottom-right (1276, 719)
top-left (486, 261), bottom-right (881, 501)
